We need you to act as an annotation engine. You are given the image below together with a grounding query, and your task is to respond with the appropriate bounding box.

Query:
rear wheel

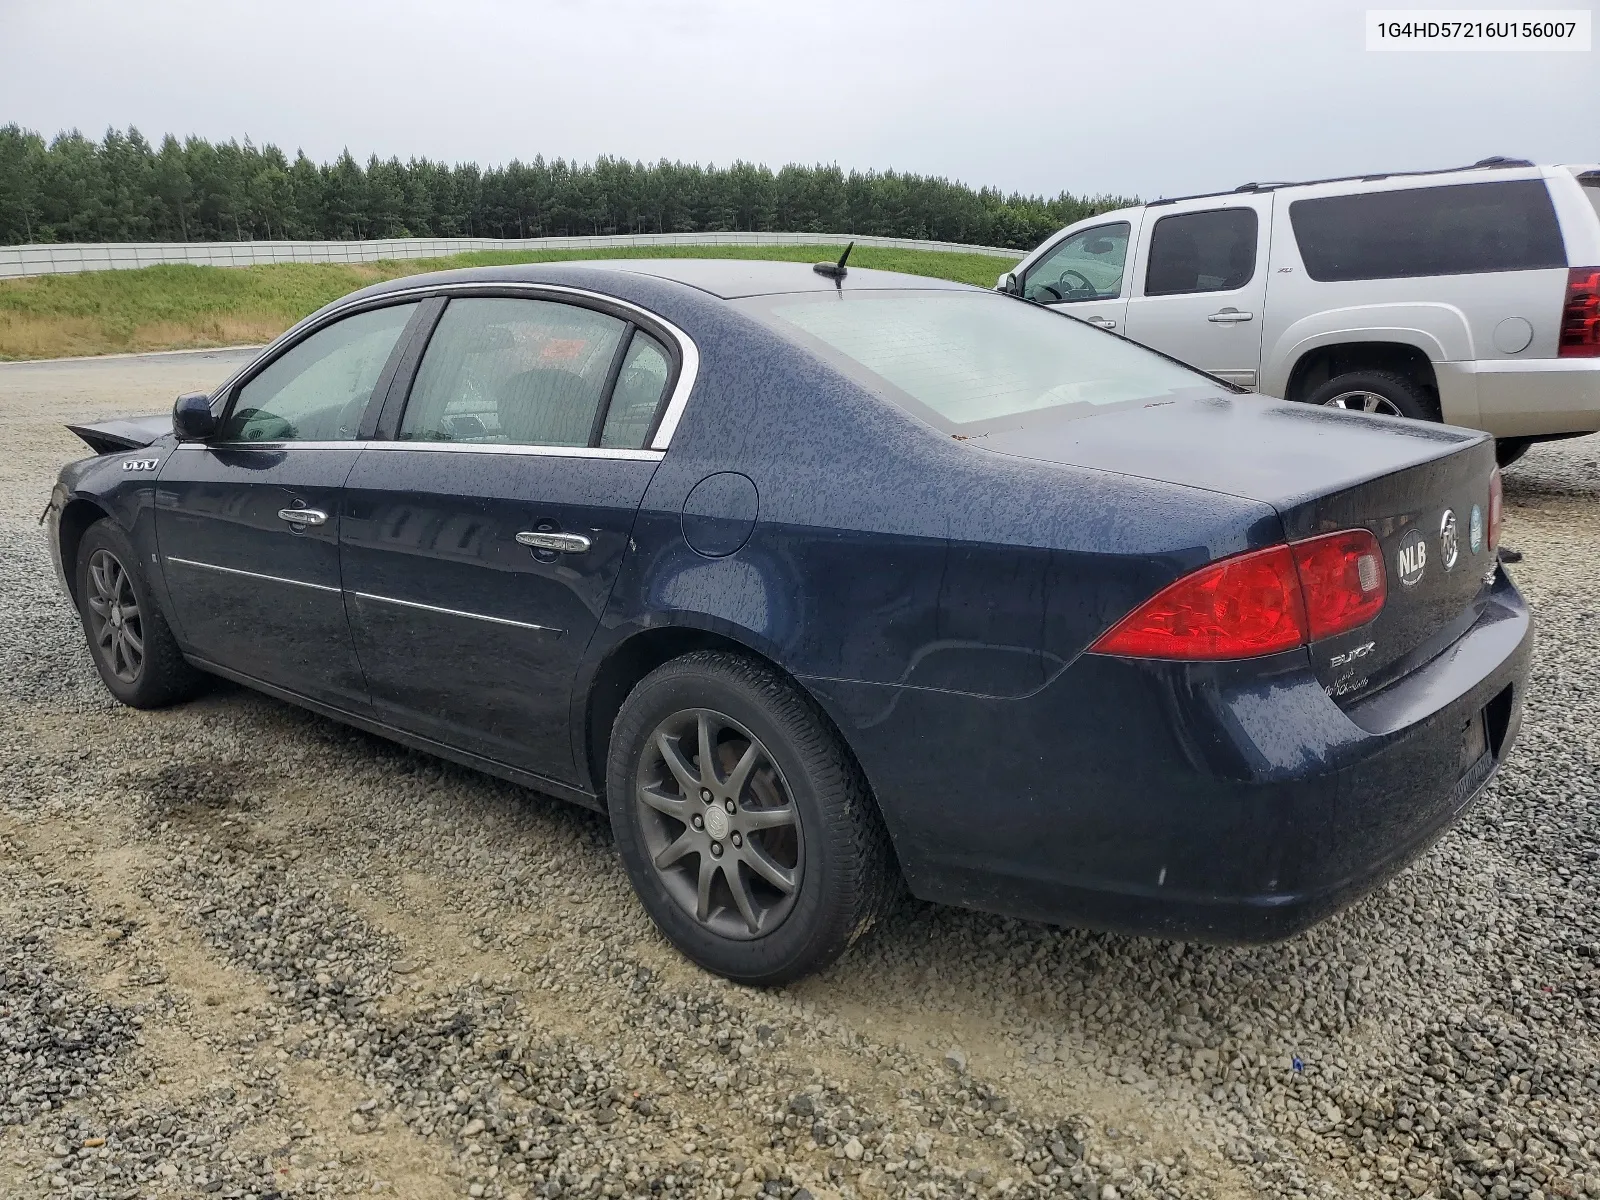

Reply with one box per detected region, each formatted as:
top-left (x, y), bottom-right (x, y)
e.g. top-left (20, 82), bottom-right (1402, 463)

top-left (1304, 369), bottom-right (1435, 422)
top-left (607, 651), bottom-right (895, 985)
top-left (75, 520), bottom-right (204, 709)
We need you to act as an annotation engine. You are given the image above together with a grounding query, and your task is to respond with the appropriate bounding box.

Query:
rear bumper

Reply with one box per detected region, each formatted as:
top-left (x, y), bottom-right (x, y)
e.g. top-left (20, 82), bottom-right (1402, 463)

top-left (805, 569), bottom-right (1532, 942)
top-left (1459, 357), bottom-right (1600, 438)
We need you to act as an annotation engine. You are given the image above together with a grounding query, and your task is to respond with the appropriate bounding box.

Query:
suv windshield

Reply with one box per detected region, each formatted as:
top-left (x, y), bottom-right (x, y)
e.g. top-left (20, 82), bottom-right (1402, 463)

top-left (747, 290), bottom-right (1224, 434)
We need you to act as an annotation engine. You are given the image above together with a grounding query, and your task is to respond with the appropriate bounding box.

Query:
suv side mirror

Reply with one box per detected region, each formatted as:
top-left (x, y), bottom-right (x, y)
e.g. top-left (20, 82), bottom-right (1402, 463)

top-left (997, 271), bottom-right (1021, 295)
top-left (172, 392), bottom-right (218, 442)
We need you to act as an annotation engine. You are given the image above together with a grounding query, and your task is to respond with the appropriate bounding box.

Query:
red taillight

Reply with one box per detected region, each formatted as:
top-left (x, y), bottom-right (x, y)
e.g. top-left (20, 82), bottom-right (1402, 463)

top-left (1291, 529), bottom-right (1388, 641)
top-left (1488, 468), bottom-right (1503, 551)
top-left (1090, 544), bottom-right (1307, 660)
top-left (1559, 267), bottom-right (1600, 358)
top-left (1091, 529), bottom-right (1388, 661)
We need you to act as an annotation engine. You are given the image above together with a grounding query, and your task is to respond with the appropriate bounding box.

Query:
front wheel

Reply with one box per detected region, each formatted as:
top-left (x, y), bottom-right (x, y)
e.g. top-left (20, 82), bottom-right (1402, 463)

top-left (1304, 370), bottom-right (1436, 422)
top-left (75, 520), bottom-right (205, 709)
top-left (607, 651), bottom-right (896, 985)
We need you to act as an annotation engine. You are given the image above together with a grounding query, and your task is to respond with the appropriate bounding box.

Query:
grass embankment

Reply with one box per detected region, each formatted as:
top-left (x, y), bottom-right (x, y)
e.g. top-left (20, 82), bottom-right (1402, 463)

top-left (0, 244), bottom-right (1019, 361)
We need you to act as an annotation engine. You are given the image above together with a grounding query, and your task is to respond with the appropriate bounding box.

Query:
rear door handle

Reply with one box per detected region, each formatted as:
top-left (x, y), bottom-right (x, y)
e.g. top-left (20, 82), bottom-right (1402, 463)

top-left (516, 530), bottom-right (592, 554)
top-left (278, 507), bottom-right (328, 527)
top-left (1087, 315), bottom-right (1117, 329)
top-left (1207, 309), bottom-right (1254, 323)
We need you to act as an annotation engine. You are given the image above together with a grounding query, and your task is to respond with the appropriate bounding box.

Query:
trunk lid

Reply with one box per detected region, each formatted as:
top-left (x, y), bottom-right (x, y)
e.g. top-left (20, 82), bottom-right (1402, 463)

top-left (976, 395), bottom-right (1500, 700)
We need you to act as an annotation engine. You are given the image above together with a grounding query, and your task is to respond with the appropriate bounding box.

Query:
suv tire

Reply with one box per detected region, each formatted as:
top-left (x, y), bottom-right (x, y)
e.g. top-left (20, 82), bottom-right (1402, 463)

top-left (1304, 370), bottom-right (1436, 422)
top-left (607, 650), bottom-right (896, 985)
top-left (74, 519), bottom-right (205, 709)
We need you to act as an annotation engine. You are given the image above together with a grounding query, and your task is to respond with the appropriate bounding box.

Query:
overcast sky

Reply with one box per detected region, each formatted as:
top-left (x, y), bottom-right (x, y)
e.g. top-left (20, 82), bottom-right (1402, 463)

top-left (0, 0), bottom-right (1593, 199)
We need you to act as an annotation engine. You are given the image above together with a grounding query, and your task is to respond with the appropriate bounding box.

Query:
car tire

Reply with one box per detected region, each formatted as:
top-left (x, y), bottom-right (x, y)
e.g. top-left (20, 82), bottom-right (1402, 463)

top-left (1304, 370), bottom-right (1437, 422)
top-left (74, 519), bottom-right (205, 709)
top-left (606, 650), bottom-right (896, 985)
top-left (1495, 437), bottom-right (1533, 468)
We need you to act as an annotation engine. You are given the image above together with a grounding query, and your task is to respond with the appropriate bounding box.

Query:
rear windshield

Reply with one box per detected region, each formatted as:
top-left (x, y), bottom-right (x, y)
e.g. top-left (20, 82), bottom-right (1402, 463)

top-left (1289, 180), bottom-right (1566, 282)
top-left (746, 290), bottom-right (1223, 433)
top-left (1584, 182), bottom-right (1600, 225)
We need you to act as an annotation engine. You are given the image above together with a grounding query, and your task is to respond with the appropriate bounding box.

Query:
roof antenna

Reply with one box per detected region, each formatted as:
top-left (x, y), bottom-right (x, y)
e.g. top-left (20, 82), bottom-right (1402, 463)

top-left (813, 241), bottom-right (853, 284)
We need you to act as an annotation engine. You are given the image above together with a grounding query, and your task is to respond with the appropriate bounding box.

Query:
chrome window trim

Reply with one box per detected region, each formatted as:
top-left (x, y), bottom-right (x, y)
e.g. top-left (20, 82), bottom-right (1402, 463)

top-left (173, 440), bottom-right (662, 461)
top-left (360, 442), bottom-right (663, 461)
top-left (349, 591), bottom-right (565, 635)
top-left (165, 556), bottom-right (341, 594)
top-left (173, 441), bottom-right (371, 452)
top-left (209, 281), bottom-right (700, 451)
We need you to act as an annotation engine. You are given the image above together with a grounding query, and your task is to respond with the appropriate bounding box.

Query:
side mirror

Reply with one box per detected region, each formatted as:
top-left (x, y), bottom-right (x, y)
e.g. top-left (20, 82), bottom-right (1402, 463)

top-left (997, 271), bottom-right (1019, 294)
top-left (172, 392), bottom-right (218, 442)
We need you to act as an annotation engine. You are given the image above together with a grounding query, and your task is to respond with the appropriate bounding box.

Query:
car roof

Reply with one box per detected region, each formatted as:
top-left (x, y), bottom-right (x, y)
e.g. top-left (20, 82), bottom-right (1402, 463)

top-left (562, 258), bottom-right (975, 299)
top-left (355, 258), bottom-right (978, 303)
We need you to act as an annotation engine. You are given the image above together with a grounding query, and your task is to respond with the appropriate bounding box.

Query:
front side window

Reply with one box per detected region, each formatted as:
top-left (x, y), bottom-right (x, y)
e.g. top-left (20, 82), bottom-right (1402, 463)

top-left (752, 290), bottom-right (1222, 434)
top-left (1024, 222), bottom-right (1131, 303)
top-left (1144, 208), bottom-right (1259, 297)
top-left (399, 298), bottom-right (627, 447)
top-left (220, 303), bottom-right (417, 442)
top-left (1290, 180), bottom-right (1567, 282)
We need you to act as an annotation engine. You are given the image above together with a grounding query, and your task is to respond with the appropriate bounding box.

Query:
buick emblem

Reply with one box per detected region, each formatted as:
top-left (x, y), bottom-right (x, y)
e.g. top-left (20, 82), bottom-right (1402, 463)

top-left (1439, 509), bottom-right (1459, 571)
top-left (1396, 528), bottom-right (1427, 587)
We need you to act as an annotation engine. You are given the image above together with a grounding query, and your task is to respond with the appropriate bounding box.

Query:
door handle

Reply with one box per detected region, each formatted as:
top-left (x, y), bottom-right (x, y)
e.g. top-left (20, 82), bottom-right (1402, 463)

top-left (1207, 309), bottom-right (1254, 323)
top-left (516, 530), bottom-right (592, 554)
top-left (277, 507), bottom-right (328, 527)
top-left (1087, 316), bottom-right (1117, 329)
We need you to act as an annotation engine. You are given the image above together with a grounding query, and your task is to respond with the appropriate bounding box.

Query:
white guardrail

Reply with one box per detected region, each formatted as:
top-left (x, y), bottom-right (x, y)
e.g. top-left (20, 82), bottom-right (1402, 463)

top-left (0, 232), bottom-right (1024, 279)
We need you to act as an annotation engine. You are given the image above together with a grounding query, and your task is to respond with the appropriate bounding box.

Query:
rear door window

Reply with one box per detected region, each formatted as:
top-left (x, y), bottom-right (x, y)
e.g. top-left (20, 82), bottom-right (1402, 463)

top-left (399, 298), bottom-right (626, 447)
top-left (1289, 180), bottom-right (1566, 282)
top-left (1144, 208), bottom-right (1259, 296)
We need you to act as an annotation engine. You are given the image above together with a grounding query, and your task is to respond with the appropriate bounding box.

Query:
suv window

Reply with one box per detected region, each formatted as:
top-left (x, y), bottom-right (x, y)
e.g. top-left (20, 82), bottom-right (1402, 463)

top-left (220, 303), bottom-right (417, 443)
top-left (1289, 180), bottom-right (1566, 282)
top-left (1024, 222), bottom-right (1131, 302)
top-left (399, 297), bottom-right (627, 447)
top-left (1144, 208), bottom-right (1258, 297)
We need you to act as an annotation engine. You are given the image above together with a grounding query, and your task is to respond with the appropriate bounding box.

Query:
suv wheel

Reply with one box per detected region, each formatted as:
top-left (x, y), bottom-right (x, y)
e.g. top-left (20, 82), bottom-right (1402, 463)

top-left (1304, 370), bottom-right (1435, 422)
top-left (607, 651), bottom-right (896, 985)
top-left (75, 520), bottom-right (205, 709)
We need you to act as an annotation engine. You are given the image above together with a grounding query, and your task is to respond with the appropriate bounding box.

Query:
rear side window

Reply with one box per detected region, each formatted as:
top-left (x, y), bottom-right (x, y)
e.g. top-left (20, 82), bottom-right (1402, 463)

top-left (1289, 180), bottom-right (1566, 282)
top-left (1144, 208), bottom-right (1258, 296)
top-left (399, 298), bottom-right (626, 447)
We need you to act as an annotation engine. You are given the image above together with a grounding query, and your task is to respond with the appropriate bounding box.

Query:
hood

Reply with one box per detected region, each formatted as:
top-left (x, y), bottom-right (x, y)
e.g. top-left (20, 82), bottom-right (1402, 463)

top-left (67, 414), bottom-right (173, 454)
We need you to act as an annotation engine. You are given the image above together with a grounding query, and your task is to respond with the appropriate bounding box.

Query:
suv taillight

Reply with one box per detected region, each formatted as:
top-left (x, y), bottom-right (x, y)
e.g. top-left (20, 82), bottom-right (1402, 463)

top-left (1090, 529), bottom-right (1387, 661)
top-left (1559, 267), bottom-right (1600, 357)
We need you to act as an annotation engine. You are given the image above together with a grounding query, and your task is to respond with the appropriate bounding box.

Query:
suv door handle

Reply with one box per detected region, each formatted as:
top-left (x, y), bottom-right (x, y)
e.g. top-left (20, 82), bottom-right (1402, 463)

top-left (1207, 309), bottom-right (1254, 323)
top-left (516, 530), bottom-right (592, 554)
top-left (277, 507), bottom-right (328, 527)
top-left (1087, 315), bottom-right (1117, 329)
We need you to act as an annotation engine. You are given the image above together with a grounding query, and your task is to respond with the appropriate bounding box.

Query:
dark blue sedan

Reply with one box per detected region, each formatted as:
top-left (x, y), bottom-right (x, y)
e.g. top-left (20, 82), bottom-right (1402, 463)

top-left (46, 259), bottom-right (1530, 983)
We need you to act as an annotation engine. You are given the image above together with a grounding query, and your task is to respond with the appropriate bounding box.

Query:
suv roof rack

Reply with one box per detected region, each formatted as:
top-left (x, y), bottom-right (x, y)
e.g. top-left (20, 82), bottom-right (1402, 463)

top-left (1146, 156), bottom-right (1536, 207)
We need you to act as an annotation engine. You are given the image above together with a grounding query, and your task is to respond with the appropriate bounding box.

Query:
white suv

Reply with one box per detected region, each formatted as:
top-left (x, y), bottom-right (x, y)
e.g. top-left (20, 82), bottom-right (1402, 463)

top-left (1000, 159), bottom-right (1600, 464)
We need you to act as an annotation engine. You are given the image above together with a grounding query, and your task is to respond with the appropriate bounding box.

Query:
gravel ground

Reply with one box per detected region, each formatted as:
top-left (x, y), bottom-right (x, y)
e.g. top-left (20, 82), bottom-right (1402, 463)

top-left (1, 353), bottom-right (1597, 1200)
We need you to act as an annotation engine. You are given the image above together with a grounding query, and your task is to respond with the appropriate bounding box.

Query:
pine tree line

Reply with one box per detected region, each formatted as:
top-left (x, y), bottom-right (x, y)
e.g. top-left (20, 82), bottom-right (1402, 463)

top-left (0, 125), bottom-right (1133, 250)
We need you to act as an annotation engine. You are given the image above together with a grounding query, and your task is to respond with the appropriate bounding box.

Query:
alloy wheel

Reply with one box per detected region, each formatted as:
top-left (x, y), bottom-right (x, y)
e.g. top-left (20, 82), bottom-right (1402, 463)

top-left (634, 708), bottom-right (805, 940)
top-left (1322, 389), bottom-right (1402, 417)
top-left (85, 548), bottom-right (144, 683)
